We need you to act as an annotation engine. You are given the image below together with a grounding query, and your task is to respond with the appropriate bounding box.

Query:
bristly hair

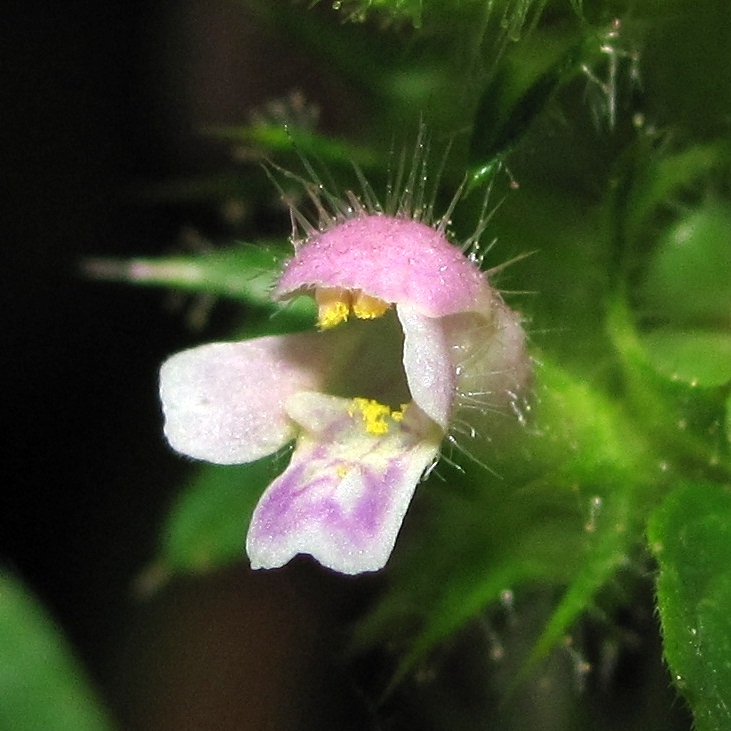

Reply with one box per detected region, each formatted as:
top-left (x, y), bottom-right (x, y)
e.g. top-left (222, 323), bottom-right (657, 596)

top-left (263, 123), bottom-right (512, 273)
top-left (262, 123), bottom-right (532, 477)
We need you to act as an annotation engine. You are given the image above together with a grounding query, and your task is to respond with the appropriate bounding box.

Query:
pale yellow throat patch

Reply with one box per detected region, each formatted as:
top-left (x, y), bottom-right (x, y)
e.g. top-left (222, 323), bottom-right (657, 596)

top-left (315, 287), bottom-right (390, 329)
top-left (349, 397), bottom-right (406, 436)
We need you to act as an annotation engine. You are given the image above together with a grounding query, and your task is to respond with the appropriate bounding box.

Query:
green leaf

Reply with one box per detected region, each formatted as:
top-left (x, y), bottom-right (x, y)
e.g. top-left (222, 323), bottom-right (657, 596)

top-left (640, 328), bottom-right (731, 387)
top-left (640, 1), bottom-right (731, 138)
top-left (648, 482), bottom-right (731, 731)
top-left (610, 137), bottom-right (731, 292)
top-left (640, 201), bottom-right (731, 327)
top-left (516, 357), bottom-right (662, 675)
top-left (205, 123), bottom-right (380, 169)
top-left (356, 475), bottom-right (588, 692)
top-left (84, 243), bottom-right (317, 330)
top-left (85, 243), bottom-right (286, 303)
top-left (0, 571), bottom-right (115, 731)
top-left (354, 357), bottom-right (662, 688)
top-left (470, 25), bottom-right (584, 160)
top-left (630, 199), bottom-right (731, 388)
top-left (607, 294), bottom-right (731, 475)
top-left (158, 458), bottom-right (281, 574)
top-left (488, 182), bottom-right (614, 370)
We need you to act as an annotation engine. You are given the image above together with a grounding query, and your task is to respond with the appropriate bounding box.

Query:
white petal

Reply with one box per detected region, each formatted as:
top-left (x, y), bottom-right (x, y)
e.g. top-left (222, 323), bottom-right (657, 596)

top-left (159, 335), bottom-right (330, 464)
top-left (246, 392), bottom-right (440, 574)
top-left (396, 303), bottom-right (454, 431)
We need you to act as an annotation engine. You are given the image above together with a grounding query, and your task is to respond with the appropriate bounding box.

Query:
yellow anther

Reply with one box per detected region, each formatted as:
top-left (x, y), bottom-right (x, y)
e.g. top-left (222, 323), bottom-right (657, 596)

top-left (316, 287), bottom-right (352, 329)
top-left (314, 287), bottom-right (390, 329)
top-left (352, 292), bottom-right (390, 320)
top-left (318, 301), bottom-right (350, 329)
top-left (349, 397), bottom-right (403, 436)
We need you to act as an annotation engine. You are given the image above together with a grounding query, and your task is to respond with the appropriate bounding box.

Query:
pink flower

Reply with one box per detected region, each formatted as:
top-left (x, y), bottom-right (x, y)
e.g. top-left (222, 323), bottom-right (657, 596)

top-left (159, 213), bottom-right (529, 574)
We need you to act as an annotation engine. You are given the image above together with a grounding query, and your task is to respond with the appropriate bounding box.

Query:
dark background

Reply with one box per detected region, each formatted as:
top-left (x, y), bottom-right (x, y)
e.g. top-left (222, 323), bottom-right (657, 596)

top-left (3, 0), bottom-right (185, 667)
top-left (3, 2), bottom-right (374, 729)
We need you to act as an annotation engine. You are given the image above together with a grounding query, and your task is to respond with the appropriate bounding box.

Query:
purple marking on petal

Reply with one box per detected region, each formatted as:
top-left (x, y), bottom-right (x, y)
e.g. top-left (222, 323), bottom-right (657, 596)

top-left (246, 392), bottom-right (440, 574)
top-left (274, 215), bottom-right (491, 317)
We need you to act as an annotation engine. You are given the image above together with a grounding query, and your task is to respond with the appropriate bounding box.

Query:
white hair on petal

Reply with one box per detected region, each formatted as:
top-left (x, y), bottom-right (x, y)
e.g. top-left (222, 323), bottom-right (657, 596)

top-left (264, 122), bottom-right (515, 270)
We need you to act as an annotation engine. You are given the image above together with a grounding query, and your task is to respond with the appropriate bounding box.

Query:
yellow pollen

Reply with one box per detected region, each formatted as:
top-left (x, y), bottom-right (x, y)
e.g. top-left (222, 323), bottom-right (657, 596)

top-left (349, 397), bottom-right (404, 435)
top-left (352, 292), bottom-right (391, 320)
top-left (391, 407), bottom-right (406, 422)
top-left (315, 287), bottom-right (390, 329)
top-left (316, 287), bottom-right (352, 329)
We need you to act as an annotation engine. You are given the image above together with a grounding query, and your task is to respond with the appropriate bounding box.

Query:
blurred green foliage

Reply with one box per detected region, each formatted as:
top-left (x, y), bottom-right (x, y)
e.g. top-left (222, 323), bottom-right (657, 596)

top-left (69, 0), bottom-right (731, 728)
top-left (649, 483), bottom-right (731, 731)
top-left (0, 571), bottom-right (114, 731)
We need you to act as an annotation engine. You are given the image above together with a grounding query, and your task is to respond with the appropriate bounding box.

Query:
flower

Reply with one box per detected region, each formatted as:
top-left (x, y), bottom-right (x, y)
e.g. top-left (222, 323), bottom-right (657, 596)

top-left (159, 212), bottom-right (530, 574)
